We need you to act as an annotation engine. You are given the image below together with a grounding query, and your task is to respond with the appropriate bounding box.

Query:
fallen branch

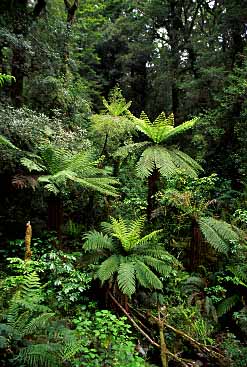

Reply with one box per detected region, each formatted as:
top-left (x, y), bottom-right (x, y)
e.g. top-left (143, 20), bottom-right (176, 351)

top-left (163, 322), bottom-right (227, 362)
top-left (108, 292), bottom-right (190, 367)
top-left (108, 291), bottom-right (159, 347)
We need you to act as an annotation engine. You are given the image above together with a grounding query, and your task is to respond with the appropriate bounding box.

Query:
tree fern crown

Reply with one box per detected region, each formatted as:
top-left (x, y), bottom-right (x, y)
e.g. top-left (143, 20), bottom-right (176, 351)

top-left (136, 112), bottom-right (198, 144)
top-left (83, 217), bottom-right (180, 298)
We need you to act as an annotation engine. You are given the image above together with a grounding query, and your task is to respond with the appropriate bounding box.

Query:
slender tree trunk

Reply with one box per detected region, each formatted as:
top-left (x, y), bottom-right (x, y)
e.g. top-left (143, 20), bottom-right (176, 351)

top-left (147, 168), bottom-right (160, 222)
top-left (159, 321), bottom-right (168, 367)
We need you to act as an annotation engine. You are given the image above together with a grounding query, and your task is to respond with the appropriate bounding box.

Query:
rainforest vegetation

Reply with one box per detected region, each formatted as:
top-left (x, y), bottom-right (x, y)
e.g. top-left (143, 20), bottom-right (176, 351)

top-left (0, 1), bottom-right (247, 366)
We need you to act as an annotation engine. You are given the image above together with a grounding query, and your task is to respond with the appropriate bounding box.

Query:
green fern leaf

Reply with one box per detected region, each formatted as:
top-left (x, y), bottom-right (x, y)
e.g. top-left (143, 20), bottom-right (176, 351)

top-left (0, 134), bottom-right (19, 150)
top-left (117, 262), bottom-right (136, 297)
top-left (114, 141), bottom-right (150, 159)
top-left (199, 216), bottom-right (239, 253)
top-left (83, 231), bottom-right (114, 251)
top-left (169, 149), bottom-right (202, 177)
top-left (135, 260), bottom-right (162, 290)
top-left (97, 255), bottom-right (120, 283)
top-left (22, 313), bottom-right (54, 337)
top-left (21, 158), bottom-right (45, 172)
top-left (217, 295), bottom-right (240, 317)
top-left (162, 117), bottom-right (197, 142)
top-left (142, 256), bottom-right (173, 277)
top-left (18, 343), bottom-right (62, 367)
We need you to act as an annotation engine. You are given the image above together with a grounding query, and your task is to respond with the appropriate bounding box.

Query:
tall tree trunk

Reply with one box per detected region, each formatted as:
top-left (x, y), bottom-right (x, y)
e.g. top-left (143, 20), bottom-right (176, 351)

top-left (62, 0), bottom-right (79, 77)
top-left (147, 168), bottom-right (160, 222)
top-left (9, 0), bottom-right (46, 106)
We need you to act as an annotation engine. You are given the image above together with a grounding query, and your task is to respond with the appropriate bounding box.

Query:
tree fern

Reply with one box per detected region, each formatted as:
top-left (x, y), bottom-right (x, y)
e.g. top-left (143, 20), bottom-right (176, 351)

top-left (199, 216), bottom-right (239, 253)
top-left (21, 144), bottom-right (119, 197)
top-left (136, 111), bottom-right (197, 144)
top-left (82, 217), bottom-right (179, 299)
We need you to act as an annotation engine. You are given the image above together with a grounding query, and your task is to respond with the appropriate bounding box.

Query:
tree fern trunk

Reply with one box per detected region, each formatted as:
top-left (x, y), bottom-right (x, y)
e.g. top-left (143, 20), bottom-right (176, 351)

top-left (189, 218), bottom-right (202, 271)
top-left (147, 169), bottom-right (160, 222)
top-left (47, 196), bottom-right (63, 244)
top-left (112, 158), bottom-right (120, 177)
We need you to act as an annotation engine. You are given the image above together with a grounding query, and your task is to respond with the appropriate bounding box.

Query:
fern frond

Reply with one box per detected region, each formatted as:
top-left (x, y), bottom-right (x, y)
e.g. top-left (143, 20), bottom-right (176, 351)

top-left (0, 73), bottom-right (15, 86)
top-left (135, 260), bottom-right (162, 290)
top-left (217, 295), bottom-right (240, 317)
top-left (0, 134), bottom-right (19, 150)
top-left (117, 262), bottom-right (136, 297)
top-left (60, 339), bottom-right (82, 361)
top-left (71, 176), bottom-right (119, 197)
top-left (20, 272), bottom-right (41, 299)
top-left (162, 117), bottom-right (198, 142)
top-left (18, 343), bottom-right (62, 367)
top-left (22, 313), bottom-right (54, 337)
top-left (136, 146), bottom-right (177, 179)
top-left (183, 276), bottom-right (206, 294)
top-left (113, 141), bottom-right (149, 159)
top-left (43, 183), bottom-right (60, 194)
top-left (142, 256), bottom-right (173, 277)
top-left (97, 255), bottom-right (120, 283)
top-left (227, 264), bottom-right (247, 282)
top-left (110, 217), bottom-right (129, 248)
top-left (39, 145), bottom-right (69, 174)
top-left (123, 217), bottom-right (146, 251)
top-left (21, 157), bottom-right (45, 172)
top-left (128, 216), bottom-right (145, 241)
top-left (136, 230), bottom-right (162, 246)
top-left (133, 244), bottom-right (168, 258)
top-left (199, 216), bottom-right (239, 253)
top-left (139, 111), bottom-right (151, 124)
top-left (169, 149), bottom-right (202, 178)
top-left (102, 97), bottom-right (132, 116)
top-left (136, 146), bottom-right (156, 178)
top-left (83, 231), bottom-right (114, 251)
top-left (136, 113), bottom-right (197, 144)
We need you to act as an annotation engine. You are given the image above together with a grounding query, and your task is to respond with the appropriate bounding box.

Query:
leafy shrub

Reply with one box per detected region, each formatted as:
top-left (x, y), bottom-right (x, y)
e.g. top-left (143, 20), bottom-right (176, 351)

top-left (72, 307), bottom-right (147, 367)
